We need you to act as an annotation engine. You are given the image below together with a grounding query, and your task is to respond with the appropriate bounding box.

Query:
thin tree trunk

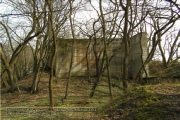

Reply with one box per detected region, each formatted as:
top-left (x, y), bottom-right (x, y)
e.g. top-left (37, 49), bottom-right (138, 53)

top-left (90, 38), bottom-right (100, 98)
top-left (99, 0), bottom-right (112, 98)
top-left (166, 30), bottom-right (180, 66)
top-left (31, 68), bottom-right (40, 93)
top-left (6, 69), bottom-right (15, 92)
top-left (47, 0), bottom-right (56, 109)
top-left (31, 50), bottom-right (41, 93)
top-left (49, 51), bottom-right (55, 109)
top-left (100, 50), bottom-right (106, 73)
top-left (85, 37), bottom-right (92, 83)
top-left (64, 44), bottom-right (74, 99)
top-left (64, 0), bottom-right (75, 99)
top-left (135, 32), bottom-right (148, 84)
top-left (136, 13), bottom-right (179, 82)
top-left (121, 0), bottom-right (131, 90)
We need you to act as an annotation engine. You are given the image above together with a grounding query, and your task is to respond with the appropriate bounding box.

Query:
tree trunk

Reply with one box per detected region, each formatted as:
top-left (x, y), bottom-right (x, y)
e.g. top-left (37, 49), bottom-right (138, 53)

top-left (0, 44), bottom-right (17, 92)
top-left (31, 68), bottom-right (40, 93)
top-left (6, 69), bottom-right (15, 92)
top-left (64, 45), bottom-right (74, 99)
top-left (1, 71), bottom-right (10, 88)
top-left (121, 0), bottom-right (131, 90)
top-left (90, 37), bottom-right (100, 98)
top-left (85, 37), bottom-right (92, 83)
top-left (31, 51), bottom-right (41, 93)
top-left (47, 0), bottom-right (56, 109)
top-left (64, 0), bottom-right (75, 99)
top-left (99, 0), bottom-right (112, 98)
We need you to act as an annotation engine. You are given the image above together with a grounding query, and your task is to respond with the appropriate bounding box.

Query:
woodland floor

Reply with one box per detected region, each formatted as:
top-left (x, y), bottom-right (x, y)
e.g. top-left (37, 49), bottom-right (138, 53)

top-left (0, 72), bottom-right (180, 120)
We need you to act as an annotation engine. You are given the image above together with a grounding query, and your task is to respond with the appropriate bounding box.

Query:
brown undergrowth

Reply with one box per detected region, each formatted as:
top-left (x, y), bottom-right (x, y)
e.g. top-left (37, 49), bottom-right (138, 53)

top-left (1, 73), bottom-right (180, 120)
top-left (1, 72), bottom-right (122, 120)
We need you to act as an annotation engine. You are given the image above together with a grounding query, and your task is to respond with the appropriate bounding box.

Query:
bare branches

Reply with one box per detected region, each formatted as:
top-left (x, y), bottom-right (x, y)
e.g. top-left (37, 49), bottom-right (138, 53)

top-left (165, 0), bottom-right (180, 11)
top-left (0, 22), bottom-right (14, 52)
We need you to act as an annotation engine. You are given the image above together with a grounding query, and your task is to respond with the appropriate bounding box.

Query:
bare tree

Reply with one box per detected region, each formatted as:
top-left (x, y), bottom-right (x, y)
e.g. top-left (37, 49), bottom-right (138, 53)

top-left (119, 0), bottom-right (131, 90)
top-left (29, 0), bottom-right (49, 93)
top-left (158, 29), bottom-right (180, 67)
top-left (136, 0), bottom-right (180, 82)
top-left (89, 0), bottom-right (121, 97)
top-left (0, 0), bottom-right (45, 92)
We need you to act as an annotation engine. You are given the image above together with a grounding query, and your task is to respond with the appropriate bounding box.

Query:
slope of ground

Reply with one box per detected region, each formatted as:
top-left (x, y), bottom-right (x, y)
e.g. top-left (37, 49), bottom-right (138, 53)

top-left (1, 72), bottom-right (122, 120)
top-left (1, 73), bottom-right (180, 120)
top-left (100, 83), bottom-right (180, 120)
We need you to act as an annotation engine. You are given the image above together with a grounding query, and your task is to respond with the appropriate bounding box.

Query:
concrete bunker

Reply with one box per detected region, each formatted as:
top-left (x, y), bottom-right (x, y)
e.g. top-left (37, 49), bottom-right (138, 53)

top-left (54, 32), bottom-right (149, 79)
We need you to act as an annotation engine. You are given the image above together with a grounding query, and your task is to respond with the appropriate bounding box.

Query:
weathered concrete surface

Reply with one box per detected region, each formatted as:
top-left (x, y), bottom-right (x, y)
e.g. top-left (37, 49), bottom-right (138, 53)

top-left (129, 32), bottom-right (149, 78)
top-left (55, 32), bottom-right (148, 79)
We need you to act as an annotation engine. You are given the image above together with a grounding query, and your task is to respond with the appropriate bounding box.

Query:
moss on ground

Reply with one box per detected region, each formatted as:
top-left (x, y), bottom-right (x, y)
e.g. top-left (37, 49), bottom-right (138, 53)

top-left (99, 83), bottom-right (180, 120)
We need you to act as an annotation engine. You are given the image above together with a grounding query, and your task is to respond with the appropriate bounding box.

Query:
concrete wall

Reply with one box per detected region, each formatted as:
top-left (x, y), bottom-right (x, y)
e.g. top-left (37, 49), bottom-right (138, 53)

top-left (55, 32), bottom-right (148, 79)
top-left (129, 32), bottom-right (149, 78)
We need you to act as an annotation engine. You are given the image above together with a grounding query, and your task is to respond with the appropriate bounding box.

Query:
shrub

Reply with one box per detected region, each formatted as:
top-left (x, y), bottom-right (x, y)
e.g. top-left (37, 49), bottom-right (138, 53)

top-left (149, 60), bottom-right (180, 78)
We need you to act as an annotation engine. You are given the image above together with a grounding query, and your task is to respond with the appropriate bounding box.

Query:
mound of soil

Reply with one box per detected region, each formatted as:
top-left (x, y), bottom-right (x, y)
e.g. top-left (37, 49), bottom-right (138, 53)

top-left (100, 84), bottom-right (180, 120)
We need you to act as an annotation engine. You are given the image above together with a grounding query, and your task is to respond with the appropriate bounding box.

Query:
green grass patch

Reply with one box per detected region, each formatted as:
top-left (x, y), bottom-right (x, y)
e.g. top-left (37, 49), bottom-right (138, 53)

top-left (98, 85), bottom-right (166, 119)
